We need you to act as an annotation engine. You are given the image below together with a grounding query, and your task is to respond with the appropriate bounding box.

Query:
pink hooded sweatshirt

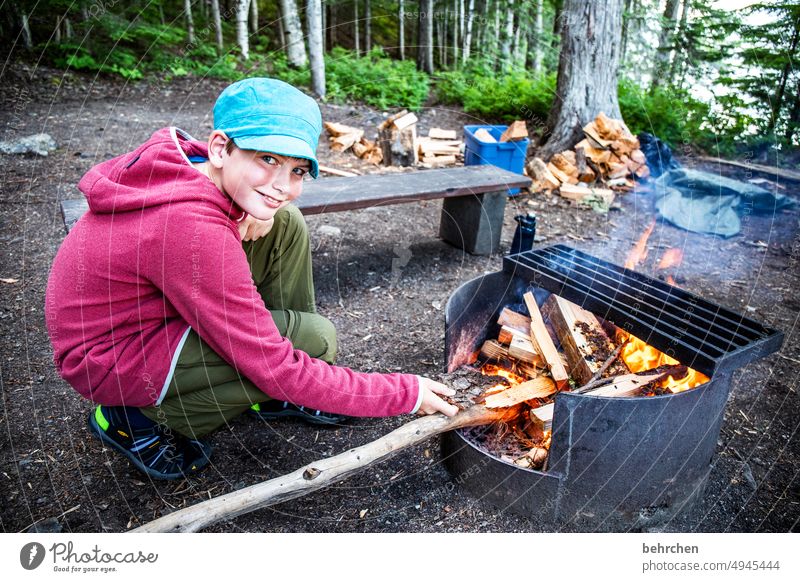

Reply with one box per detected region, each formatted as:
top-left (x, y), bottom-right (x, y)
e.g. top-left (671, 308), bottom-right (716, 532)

top-left (45, 127), bottom-right (421, 415)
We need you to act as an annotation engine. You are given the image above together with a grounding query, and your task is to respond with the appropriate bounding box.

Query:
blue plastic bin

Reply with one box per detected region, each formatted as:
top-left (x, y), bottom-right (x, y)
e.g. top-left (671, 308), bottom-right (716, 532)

top-left (464, 124), bottom-right (529, 195)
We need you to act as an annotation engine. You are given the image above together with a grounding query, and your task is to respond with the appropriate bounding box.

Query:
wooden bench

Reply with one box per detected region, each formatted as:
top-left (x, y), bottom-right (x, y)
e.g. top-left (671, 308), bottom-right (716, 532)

top-left (60, 165), bottom-right (531, 255)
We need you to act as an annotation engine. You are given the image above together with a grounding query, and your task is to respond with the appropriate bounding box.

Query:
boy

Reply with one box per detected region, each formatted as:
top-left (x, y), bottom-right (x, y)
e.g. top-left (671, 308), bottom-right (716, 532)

top-left (45, 78), bottom-right (457, 481)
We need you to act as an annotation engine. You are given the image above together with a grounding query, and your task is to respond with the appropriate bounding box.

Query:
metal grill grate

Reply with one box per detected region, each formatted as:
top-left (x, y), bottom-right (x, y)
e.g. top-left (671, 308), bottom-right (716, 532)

top-left (503, 244), bottom-right (783, 377)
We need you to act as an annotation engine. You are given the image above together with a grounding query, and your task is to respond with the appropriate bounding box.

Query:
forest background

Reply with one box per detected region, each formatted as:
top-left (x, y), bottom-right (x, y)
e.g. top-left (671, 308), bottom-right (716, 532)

top-left (4, 1), bottom-right (799, 164)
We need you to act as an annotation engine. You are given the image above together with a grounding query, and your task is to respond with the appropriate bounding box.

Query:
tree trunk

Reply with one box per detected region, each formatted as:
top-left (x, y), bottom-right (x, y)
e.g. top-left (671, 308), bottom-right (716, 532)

top-left (249, 0), bottom-right (259, 35)
top-left (453, 0), bottom-right (459, 66)
top-left (236, 0), bottom-right (250, 58)
top-left (539, 0), bottom-right (624, 159)
top-left (499, 1), bottom-right (513, 71)
top-left (527, 0), bottom-right (542, 73)
top-left (417, 0), bottom-right (434, 73)
top-left (620, 0), bottom-right (632, 67)
top-left (365, 0), bottom-right (371, 52)
top-left (439, 11), bottom-right (446, 68)
top-left (668, 0), bottom-right (690, 85)
top-left (55, 17), bottom-right (62, 44)
top-left (354, 0), bottom-right (360, 54)
top-left (185, 0), bottom-right (196, 45)
top-left (767, 19), bottom-right (800, 133)
top-left (399, 0), bottom-right (405, 59)
top-left (64, 17), bottom-right (73, 39)
top-left (785, 78), bottom-right (800, 144)
top-left (211, 0), bottom-right (224, 52)
top-left (280, 0), bottom-right (308, 66)
top-left (21, 12), bottom-right (32, 49)
top-left (277, 1), bottom-right (287, 49)
top-left (512, 11), bottom-right (522, 66)
top-left (462, 0), bottom-right (474, 64)
top-left (329, 2), bottom-right (337, 48)
top-left (307, 0), bottom-right (326, 98)
top-left (651, 0), bottom-right (680, 89)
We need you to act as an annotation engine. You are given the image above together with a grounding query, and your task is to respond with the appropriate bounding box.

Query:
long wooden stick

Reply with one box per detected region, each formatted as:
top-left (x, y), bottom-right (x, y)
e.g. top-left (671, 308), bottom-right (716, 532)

top-left (131, 405), bottom-right (520, 533)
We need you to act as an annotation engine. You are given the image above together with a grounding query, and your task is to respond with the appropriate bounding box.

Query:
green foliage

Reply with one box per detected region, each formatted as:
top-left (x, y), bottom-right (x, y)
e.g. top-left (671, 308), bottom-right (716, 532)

top-left (434, 63), bottom-right (555, 126)
top-left (324, 47), bottom-right (430, 110)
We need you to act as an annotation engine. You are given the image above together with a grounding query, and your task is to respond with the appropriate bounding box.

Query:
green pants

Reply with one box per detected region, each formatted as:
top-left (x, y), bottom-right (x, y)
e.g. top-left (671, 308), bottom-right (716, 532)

top-left (140, 206), bottom-right (337, 438)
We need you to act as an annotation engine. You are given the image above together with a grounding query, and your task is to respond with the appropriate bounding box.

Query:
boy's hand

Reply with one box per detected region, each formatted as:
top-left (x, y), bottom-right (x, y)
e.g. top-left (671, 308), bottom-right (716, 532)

top-left (238, 215), bottom-right (275, 241)
top-left (415, 376), bottom-right (459, 417)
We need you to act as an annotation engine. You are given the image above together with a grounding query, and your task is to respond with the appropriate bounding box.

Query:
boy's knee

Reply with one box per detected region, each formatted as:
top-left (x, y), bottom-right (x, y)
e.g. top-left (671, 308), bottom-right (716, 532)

top-left (298, 313), bottom-right (338, 364)
top-left (274, 205), bottom-right (309, 243)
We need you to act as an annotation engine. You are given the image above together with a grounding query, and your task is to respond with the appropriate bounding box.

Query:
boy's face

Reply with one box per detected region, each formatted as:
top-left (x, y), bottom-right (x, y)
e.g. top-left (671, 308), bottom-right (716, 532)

top-left (208, 132), bottom-right (312, 221)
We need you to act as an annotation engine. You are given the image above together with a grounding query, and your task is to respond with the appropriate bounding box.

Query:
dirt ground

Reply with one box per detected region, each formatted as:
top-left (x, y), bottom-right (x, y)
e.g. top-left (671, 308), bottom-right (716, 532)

top-left (1, 66), bottom-right (798, 533)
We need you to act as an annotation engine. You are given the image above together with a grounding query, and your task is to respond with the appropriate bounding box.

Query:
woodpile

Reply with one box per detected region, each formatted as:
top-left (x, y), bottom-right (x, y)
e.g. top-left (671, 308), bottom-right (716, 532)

top-left (417, 127), bottom-right (464, 168)
top-left (323, 121), bottom-right (383, 166)
top-left (527, 112), bottom-right (650, 206)
top-left (323, 113), bottom-right (464, 169)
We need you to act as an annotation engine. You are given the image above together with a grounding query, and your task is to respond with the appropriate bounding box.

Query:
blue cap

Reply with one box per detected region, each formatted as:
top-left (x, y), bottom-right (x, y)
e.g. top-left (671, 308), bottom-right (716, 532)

top-left (213, 78), bottom-right (323, 178)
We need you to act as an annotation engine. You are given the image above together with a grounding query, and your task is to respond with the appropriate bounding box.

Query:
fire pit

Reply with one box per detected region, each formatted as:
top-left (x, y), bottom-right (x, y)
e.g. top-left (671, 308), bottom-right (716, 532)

top-left (442, 245), bottom-right (783, 530)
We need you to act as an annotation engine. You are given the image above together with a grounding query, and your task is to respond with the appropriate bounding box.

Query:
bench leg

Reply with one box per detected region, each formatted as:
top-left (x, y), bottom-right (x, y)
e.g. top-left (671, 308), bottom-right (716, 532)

top-left (439, 191), bottom-right (507, 255)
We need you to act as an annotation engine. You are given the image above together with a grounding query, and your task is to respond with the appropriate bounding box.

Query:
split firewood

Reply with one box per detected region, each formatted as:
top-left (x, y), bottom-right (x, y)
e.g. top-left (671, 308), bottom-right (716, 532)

top-left (318, 165), bottom-right (358, 178)
top-left (514, 447), bottom-right (548, 469)
top-left (551, 152), bottom-right (579, 179)
top-left (523, 292), bottom-right (569, 390)
top-left (480, 339), bottom-right (508, 361)
top-left (548, 162), bottom-right (578, 185)
top-left (420, 154), bottom-right (457, 167)
top-left (429, 127), bottom-right (458, 140)
top-left (484, 376), bottom-right (556, 408)
top-left (351, 140), bottom-right (370, 158)
top-left (559, 183), bottom-right (615, 206)
top-left (497, 307), bottom-right (532, 334)
top-left (392, 112), bottom-right (419, 132)
top-left (574, 147), bottom-right (596, 183)
top-left (526, 157), bottom-right (561, 191)
top-left (473, 128), bottom-right (497, 143)
top-left (132, 402), bottom-right (522, 533)
top-left (497, 324), bottom-right (530, 345)
top-left (583, 123), bottom-right (612, 149)
top-left (529, 366), bottom-right (688, 431)
top-left (541, 295), bottom-right (629, 385)
top-left (323, 121), bottom-right (360, 137)
top-left (499, 120), bottom-right (528, 142)
top-left (508, 334), bottom-right (545, 366)
top-left (417, 138), bottom-right (462, 156)
top-left (330, 129), bottom-right (364, 152)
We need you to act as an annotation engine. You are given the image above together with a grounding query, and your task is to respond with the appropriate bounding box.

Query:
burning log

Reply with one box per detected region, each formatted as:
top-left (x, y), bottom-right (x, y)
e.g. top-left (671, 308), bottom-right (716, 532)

top-left (529, 366), bottom-right (688, 431)
top-left (132, 403), bottom-right (522, 533)
top-left (480, 339), bottom-right (508, 361)
top-left (483, 377), bottom-right (556, 408)
top-left (541, 294), bottom-right (628, 385)
top-left (523, 292), bottom-right (569, 389)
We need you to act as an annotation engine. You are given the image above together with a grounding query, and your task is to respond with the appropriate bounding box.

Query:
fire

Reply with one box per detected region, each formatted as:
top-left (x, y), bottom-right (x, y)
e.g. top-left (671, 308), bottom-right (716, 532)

top-left (624, 219), bottom-right (656, 269)
top-left (617, 331), bottom-right (709, 393)
top-left (480, 363), bottom-right (526, 385)
top-left (657, 248), bottom-right (683, 270)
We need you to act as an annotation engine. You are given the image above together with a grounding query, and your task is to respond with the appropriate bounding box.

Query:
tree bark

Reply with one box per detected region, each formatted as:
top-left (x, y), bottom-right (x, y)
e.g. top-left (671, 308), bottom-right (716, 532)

top-left (499, 0), bottom-right (514, 71)
top-left (64, 17), bottom-right (74, 39)
top-left (365, 0), bottom-right (371, 52)
top-left (417, 0), bottom-right (434, 73)
top-left (651, 0), bottom-right (680, 89)
top-left (307, 0), bottom-right (326, 98)
top-left (354, 0), bottom-right (360, 54)
top-left (185, 0), bottom-right (196, 45)
top-left (399, 0), bottom-right (405, 59)
top-left (236, 0), bottom-right (250, 59)
top-left (280, 0), bottom-right (308, 66)
top-left (527, 0), bottom-right (543, 73)
top-left (462, 0), bottom-right (474, 64)
top-left (668, 0), bottom-right (690, 85)
top-left (249, 0), bottom-right (259, 35)
top-left (539, 0), bottom-right (624, 159)
top-left (211, 0), bottom-right (224, 52)
top-left (767, 19), bottom-right (800, 133)
top-left (453, 0), bottom-right (459, 65)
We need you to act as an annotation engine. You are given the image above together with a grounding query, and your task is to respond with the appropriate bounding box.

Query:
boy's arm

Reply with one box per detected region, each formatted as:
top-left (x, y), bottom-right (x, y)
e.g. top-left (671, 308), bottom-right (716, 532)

top-left (149, 205), bottom-right (421, 418)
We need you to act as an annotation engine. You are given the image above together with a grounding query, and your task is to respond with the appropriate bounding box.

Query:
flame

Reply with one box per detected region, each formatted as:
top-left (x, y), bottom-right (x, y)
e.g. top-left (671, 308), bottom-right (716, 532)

top-left (624, 219), bottom-right (656, 270)
top-left (657, 248), bottom-right (683, 270)
top-left (666, 275), bottom-right (677, 286)
top-left (617, 331), bottom-right (709, 393)
top-left (480, 363), bottom-right (526, 385)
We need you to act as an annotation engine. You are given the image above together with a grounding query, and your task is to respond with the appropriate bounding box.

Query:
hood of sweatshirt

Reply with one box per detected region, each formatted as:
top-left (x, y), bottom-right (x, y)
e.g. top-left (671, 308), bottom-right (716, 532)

top-left (78, 127), bottom-right (244, 221)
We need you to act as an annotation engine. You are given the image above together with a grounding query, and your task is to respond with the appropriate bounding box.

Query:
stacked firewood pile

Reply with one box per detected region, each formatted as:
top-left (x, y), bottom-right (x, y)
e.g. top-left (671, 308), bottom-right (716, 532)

top-left (323, 121), bottom-right (383, 166)
top-left (464, 291), bottom-right (695, 470)
top-left (527, 112), bottom-right (650, 206)
top-left (323, 111), bottom-right (464, 169)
